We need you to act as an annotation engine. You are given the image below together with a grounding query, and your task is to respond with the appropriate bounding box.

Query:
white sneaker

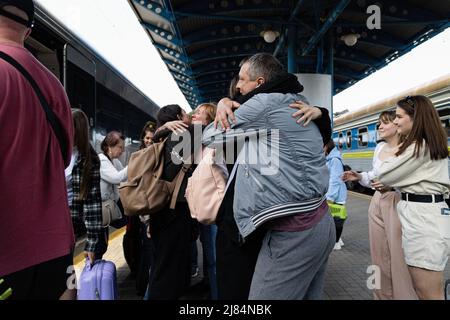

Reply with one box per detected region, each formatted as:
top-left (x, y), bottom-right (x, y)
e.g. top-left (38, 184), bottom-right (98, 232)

top-left (338, 238), bottom-right (344, 246)
top-left (333, 242), bottom-right (341, 250)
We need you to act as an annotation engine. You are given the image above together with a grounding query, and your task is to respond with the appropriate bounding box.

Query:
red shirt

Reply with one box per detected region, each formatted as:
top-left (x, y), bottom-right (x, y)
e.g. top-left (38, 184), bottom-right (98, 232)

top-left (267, 200), bottom-right (329, 232)
top-left (0, 42), bottom-right (74, 276)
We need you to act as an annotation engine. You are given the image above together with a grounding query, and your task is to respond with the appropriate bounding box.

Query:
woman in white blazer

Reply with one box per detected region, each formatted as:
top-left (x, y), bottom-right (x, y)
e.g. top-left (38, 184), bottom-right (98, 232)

top-left (373, 95), bottom-right (450, 300)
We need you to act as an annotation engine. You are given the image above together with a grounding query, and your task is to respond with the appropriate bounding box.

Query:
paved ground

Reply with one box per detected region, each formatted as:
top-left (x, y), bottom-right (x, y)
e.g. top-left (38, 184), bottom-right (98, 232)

top-left (74, 192), bottom-right (450, 300)
top-left (322, 193), bottom-right (376, 300)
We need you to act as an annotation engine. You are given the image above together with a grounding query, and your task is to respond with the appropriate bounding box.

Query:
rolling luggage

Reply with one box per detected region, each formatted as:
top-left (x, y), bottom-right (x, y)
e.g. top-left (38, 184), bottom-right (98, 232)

top-left (77, 259), bottom-right (118, 300)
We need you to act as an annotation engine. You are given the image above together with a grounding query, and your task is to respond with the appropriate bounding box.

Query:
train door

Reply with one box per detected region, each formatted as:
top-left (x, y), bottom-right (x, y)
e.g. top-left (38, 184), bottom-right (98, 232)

top-left (63, 44), bottom-right (96, 140)
top-left (25, 36), bottom-right (61, 80)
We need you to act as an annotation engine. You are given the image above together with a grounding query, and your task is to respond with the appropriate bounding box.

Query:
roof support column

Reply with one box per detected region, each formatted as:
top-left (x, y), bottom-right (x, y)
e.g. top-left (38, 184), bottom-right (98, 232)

top-left (287, 26), bottom-right (297, 73)
top-left (326, 30), bottom-right (334, 84)
top-left (316, 40), bottom-right (324, 73)
top-left (326, 30), bottom-right (334, 122)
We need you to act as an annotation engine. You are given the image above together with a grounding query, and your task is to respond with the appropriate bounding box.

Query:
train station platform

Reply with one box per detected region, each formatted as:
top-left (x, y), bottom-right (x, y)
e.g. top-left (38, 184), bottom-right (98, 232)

top-left (73, 192), bottom-right (450, 300)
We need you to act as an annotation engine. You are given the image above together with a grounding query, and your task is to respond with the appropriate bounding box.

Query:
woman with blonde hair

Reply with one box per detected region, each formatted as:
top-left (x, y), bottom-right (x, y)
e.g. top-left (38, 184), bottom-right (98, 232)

top-left (372, 96), bottom-right (450, 299)
top-left (191, 102), bottom-right (219, 299)
top-left (192, 103), bottom-right (216, 125)
top-left (343, 110), bottom-right (417, 299)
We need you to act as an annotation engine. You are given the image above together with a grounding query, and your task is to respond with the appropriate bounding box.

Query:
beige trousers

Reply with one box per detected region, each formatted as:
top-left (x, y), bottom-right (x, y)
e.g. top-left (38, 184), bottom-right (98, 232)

top-left (368, 191), bottom-right (417, 300)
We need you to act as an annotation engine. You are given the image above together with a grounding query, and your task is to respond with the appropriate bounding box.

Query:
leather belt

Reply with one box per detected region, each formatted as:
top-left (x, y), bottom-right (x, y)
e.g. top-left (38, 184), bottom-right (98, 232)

top-left (401, 193), bottom-right (444, 203)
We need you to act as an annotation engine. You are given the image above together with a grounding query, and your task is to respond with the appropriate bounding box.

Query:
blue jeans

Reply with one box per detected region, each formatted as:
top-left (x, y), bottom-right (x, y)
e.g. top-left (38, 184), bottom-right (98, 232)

top-left (200, 224), bottom-right (218, 300)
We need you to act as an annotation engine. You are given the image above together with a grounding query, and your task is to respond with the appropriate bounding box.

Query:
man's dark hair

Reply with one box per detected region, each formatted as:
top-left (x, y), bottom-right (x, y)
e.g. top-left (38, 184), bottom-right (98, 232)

top-left (157, 104), bottom-right (183, 127)
top-left (245, 53), bottom-right (284, 83)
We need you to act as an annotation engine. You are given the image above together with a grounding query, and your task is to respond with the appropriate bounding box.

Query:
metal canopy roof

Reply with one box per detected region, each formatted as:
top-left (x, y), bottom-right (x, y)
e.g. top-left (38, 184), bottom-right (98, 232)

top-left (128, 0), bottom-right (450, 109)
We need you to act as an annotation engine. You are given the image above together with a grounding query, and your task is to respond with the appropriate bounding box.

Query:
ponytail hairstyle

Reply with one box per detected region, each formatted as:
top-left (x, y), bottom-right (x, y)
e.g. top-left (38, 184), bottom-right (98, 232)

top-left (156, 104), bottom-right (183, 128)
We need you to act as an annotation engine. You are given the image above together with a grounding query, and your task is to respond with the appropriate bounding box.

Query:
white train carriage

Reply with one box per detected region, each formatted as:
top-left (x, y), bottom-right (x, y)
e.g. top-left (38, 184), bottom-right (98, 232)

top-left (333, 75), bottom-right (450, 186)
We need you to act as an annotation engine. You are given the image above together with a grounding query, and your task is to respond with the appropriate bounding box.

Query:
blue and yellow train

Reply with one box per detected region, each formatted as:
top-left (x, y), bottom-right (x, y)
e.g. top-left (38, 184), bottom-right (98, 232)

top-left (332, 75), bottom-right (450, 178)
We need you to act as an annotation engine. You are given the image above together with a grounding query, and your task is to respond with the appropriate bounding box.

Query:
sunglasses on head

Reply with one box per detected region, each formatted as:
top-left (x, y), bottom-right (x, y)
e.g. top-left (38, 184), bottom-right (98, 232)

top-left (404, 96), bottom-right (415, 108)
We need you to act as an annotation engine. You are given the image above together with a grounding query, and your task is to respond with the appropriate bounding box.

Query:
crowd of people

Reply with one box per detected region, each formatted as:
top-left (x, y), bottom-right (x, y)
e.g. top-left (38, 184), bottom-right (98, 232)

top-left (1, 0), bottom-right (449, 301)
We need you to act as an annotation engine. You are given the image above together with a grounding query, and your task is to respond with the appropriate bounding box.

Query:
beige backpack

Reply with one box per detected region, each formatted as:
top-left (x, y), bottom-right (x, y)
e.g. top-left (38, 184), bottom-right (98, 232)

top-left (119, 138), bottom-right (190, 216)
top-left (185, 148), bottom-right (229, 225)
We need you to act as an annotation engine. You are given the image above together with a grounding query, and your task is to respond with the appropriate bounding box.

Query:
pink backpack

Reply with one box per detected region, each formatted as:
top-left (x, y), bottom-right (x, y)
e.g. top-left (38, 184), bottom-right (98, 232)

top-left (185, 148), bottom-right (229, 225)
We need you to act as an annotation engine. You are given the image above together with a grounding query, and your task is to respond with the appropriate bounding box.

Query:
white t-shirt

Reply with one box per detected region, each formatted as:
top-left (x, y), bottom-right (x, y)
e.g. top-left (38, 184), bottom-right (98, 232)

top-left (358, 142), bottom-right (394, 188)
top-left (65, 148), bottom-right (79, 206)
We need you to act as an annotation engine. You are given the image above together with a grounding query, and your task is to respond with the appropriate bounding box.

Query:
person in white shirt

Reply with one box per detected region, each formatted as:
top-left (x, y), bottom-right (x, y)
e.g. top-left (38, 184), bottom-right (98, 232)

top-left (372, 96), bottom-right (450, 300)
top-left (99, 131), bottom-right (128, 202)
top-left (343, 111), bottom-right (417, 299)
top-left (99, 131), bottom-right (128, 232)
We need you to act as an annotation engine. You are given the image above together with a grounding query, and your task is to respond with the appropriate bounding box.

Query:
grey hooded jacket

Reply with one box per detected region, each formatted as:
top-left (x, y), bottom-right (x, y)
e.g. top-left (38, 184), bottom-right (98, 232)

top-left (202, 93), bottom-right (329, 238)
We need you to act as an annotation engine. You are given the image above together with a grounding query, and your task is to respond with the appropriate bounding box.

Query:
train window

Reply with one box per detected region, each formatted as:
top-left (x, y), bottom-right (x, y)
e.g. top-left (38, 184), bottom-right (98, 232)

top-left (346, 131), bottom-right (352, 149)
top-left (338, 132), bottom-right (344, 150)
top-left (333, 136), bottom-right (339, 146)
top-left (358, 127), bottom-right (369, 148)
top-left (441, 118), bottom-right (450, 137)
top-left (438, 108), bottom-right (450, 118)
top-left (375, 122), bottom-right (380, 142)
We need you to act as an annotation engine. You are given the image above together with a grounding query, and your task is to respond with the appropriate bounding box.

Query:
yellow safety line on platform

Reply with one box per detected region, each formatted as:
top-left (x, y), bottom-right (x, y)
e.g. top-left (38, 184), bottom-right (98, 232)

top-left (342, 151), bottom-right (375, 159)
top-left (348, 190), bottom-right (373, 201)
top-left (73, 227), bottom-right (126, 266)
top-left (342, 147), bottom-right (450, 159)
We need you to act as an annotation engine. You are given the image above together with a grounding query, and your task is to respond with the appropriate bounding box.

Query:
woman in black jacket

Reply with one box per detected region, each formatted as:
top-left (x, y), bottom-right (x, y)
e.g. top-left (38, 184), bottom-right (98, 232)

top-left (147, 104), bottom-right (201, 300)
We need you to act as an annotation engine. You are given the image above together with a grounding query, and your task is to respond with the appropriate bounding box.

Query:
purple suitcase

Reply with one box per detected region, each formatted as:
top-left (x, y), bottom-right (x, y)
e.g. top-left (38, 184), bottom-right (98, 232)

top-left (77, 259), bottom-right (118, 300)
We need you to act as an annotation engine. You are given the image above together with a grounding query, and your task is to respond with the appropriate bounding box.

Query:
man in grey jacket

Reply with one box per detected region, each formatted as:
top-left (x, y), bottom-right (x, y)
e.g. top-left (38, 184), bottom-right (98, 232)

top-left (203, 53), bottom-right (335, 299)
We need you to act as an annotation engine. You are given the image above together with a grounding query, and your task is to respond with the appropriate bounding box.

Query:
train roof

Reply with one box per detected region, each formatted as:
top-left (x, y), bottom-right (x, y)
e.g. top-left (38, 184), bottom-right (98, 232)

top-left (34, 2), bottom-right (160, 117)
top-left (333, 73), bottom-right (450, 128)
top-left (128, 0), bottom-right (450, 109)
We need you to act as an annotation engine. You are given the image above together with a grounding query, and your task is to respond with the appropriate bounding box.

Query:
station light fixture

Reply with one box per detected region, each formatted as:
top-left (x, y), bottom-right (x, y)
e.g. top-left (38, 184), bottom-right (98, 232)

top-left (260, 30), bottom-right (280, 43)
top-left (340, 33), bottom-right (360, 46)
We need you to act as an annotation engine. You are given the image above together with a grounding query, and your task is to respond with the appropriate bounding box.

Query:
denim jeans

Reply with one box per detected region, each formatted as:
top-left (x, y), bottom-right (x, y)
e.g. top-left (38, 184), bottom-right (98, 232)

top-left (200, 224), bottom-right (218, 300)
